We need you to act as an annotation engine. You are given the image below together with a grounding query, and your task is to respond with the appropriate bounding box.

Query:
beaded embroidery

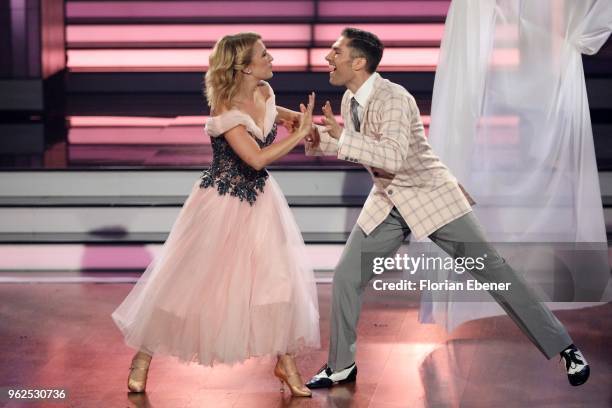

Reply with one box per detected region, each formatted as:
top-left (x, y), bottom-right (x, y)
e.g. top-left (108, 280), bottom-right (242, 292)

top-left (200, 123), bottom-right (277, 205)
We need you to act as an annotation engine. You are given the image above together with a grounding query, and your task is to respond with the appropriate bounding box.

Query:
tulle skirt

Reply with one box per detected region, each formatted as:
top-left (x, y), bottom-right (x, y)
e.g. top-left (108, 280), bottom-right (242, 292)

top-left (112, 175), bottom-right (320, 366)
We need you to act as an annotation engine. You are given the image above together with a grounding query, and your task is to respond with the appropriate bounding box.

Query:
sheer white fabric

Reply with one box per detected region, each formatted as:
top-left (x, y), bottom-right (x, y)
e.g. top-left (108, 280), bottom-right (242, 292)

top-left (421, 0), bottom-right (612, 330)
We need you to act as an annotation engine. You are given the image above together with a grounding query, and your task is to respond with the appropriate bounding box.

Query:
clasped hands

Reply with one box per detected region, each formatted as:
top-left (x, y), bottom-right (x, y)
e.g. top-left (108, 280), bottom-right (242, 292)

top-left (279, 99), bottom-right (343, 148)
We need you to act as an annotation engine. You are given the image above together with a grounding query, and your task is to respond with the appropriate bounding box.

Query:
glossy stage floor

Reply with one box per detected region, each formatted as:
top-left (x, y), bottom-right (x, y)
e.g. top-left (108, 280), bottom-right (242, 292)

top-left (1, 281), bottom-right (610, 408)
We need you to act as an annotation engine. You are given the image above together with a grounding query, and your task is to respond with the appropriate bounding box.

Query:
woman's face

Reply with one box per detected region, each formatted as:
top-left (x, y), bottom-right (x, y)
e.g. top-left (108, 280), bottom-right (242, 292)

top-left (247, 39), bottom-right (274, 80)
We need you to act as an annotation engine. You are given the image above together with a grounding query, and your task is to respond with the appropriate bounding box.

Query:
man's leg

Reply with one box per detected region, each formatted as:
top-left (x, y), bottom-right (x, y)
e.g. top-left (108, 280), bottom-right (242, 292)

top-left (428, 211), bottom-right (573, 359)
top-left (328, 208), bottom-right (410, 371)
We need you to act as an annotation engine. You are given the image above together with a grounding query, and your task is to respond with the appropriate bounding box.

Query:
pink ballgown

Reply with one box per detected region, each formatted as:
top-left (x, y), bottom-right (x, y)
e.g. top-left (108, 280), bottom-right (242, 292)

top-left (112, 87), bottom-right (320, 366)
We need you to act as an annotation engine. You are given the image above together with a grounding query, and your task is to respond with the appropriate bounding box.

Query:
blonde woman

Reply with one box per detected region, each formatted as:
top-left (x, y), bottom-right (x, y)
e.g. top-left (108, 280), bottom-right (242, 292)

top-left (112, 32), bottom-right (320, 397)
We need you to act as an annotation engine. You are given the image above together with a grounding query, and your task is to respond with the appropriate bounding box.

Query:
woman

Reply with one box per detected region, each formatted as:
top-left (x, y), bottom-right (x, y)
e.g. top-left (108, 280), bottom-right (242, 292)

top-left (112, 32), bottom-right (320, 397)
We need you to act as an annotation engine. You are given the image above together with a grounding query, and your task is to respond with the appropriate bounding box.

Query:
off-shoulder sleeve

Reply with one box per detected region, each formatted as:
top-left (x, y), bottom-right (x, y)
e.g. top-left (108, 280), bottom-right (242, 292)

top-left (205, 110), bottom-right (252, 138)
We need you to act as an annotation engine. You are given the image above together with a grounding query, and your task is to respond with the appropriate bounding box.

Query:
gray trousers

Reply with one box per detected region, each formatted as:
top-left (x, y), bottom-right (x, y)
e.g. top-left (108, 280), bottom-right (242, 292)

top-left (328, 208), bottom-right (573, 370)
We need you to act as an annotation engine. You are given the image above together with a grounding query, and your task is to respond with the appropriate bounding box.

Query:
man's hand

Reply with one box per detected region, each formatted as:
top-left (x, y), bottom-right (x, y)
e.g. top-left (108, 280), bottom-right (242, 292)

top-left (321, 101), bottom-right (342, 139)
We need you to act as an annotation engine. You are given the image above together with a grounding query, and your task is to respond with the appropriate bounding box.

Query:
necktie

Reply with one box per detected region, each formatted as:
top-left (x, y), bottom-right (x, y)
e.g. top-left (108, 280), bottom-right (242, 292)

top-left (350, 97), bottom-right (361, 132)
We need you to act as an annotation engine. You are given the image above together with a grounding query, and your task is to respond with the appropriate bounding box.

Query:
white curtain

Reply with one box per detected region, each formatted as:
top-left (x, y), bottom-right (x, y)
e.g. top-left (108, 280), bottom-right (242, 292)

top-left (421, 0), bottom-right (612, 330)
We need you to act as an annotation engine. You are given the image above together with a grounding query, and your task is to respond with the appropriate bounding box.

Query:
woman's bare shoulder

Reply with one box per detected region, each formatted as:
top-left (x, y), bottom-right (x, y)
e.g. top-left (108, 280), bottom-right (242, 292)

top-left (257, 81), bottom-right (273, 99)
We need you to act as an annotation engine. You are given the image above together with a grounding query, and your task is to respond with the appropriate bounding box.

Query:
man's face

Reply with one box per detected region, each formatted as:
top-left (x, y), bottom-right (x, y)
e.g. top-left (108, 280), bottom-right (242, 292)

top-left (325, 36), bottom-right (358, 87)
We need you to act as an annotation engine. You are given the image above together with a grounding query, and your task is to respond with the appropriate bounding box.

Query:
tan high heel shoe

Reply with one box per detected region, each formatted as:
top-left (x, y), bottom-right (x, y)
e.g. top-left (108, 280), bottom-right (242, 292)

top-left (128, 351), bottom-right (152, 393)
top-left (274, 354), bottom-right (312, 397)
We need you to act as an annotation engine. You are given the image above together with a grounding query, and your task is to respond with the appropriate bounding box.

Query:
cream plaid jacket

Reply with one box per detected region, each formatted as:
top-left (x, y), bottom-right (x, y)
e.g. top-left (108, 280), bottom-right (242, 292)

top-left (306, 75), bottom-right (473, 240)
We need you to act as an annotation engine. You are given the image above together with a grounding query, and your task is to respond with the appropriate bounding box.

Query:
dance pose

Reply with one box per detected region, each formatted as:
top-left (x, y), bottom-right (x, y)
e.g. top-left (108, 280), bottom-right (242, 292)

top-left (112, 33), bottom-right (320, 397)
top-left (304, 28), bottom-right (590, 388)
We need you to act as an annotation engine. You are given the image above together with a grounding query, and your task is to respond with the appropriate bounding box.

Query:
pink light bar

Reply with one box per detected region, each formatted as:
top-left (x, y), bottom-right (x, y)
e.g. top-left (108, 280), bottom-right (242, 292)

top-left (66, 24), bottom-right (311, 46)
top-left (66, 1), bottom-right (315, 19)
top-left (495, 24), bottom-right (520, 45)
top-left (71, 49), bottom-right (467, 72)
top-left (319, 1), bottom-right (451, 17)
top-left (315, 24), bottom-right (445, 45)
top-left (491, 49), bottom-right (520, 67)
top-left (475, 116), bottom-right (520, 144)
top-left (0, 244), bottom-right (341, 271)
top-left (477, 116), bottom-right (520, 127)
top-left (68, 115), bottom-right (430, 145)
top-left (68, 48), bottom-right (447, 72)
top-left (65, 1), bottom-right (452, 20)
top-left (0, 244), bottom-right (156, 270)
top-left (67, 49), bottom-right (309, 72)
top-left (66, 23), bottom-right (445, 47)
top-left (68, 115), bottom-right (430, 128)
top-left (69, 116), bottom-right (207, 127)
top-left (68, 127), bottom-right (207, 144)
top-left (312, 48), bottom-right (440, 71)
top-left (68, 116), bottom-right (209, 144)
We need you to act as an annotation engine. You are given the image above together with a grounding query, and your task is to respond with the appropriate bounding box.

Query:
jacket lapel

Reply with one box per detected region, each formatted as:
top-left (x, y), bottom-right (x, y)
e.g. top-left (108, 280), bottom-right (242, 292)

top-left (360, 75), bottom-right (384, 136)
top-left (342, 92), bottom-right (351, 128)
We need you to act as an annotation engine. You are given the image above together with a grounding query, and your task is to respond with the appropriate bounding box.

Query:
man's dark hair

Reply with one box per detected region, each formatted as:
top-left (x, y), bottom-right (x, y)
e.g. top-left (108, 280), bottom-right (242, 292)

top-left (341, 27), bottom-right (384, 73)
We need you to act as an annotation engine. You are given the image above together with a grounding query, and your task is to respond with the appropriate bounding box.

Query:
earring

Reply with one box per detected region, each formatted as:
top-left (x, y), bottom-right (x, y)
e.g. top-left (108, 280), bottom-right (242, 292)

top-left (245, 70), bottom-right (252, 74)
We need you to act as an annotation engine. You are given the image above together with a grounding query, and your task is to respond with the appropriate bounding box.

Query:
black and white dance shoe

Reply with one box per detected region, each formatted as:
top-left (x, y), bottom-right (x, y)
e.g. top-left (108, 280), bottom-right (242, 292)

top-left (305, 363), bottom-right (357, 389)
top-left (560, 344), bottom-right (590, 386)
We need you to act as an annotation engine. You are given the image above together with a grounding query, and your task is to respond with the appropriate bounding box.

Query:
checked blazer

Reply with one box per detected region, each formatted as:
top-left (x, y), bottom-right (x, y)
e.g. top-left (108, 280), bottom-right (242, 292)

top-left (306, 75), bottom-right (474, 240)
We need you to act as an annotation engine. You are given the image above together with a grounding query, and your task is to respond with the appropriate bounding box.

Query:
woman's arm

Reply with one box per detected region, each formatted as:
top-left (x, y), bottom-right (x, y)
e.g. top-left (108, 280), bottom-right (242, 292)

top-left (276, 106), bottom-right (301, 124)
top-left (225, 93), bottom-right (315, 171)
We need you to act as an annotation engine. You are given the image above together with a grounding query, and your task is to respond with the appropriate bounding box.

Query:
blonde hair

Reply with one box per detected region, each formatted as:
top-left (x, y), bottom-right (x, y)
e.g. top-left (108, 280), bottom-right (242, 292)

top-left (205, 32), bottom-right (262, 111)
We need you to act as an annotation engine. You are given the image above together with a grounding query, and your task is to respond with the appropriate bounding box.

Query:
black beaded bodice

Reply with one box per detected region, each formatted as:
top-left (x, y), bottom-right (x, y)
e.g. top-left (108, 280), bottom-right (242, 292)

top-left (200, 123), bottom-right (277, 205)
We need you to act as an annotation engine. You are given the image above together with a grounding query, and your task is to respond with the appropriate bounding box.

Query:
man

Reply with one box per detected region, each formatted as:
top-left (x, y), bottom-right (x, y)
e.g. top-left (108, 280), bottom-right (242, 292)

top-left (304, 27), bottom-right (590, 388)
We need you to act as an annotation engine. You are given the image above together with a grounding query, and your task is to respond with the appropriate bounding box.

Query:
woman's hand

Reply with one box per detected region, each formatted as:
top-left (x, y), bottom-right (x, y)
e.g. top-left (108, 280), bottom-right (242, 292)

top-left (298, 92), bottom-right (316, 136)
